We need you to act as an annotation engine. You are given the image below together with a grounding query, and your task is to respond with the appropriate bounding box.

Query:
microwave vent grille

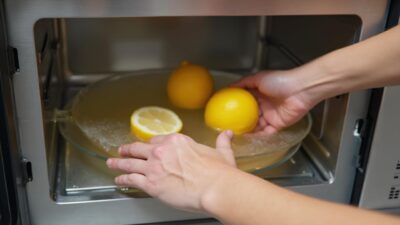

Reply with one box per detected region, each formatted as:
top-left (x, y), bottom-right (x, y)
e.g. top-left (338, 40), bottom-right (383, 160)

top-left (388, 160), bottom-right (400, 200)
top-left (388, 161), bottom-right (400, 200)
top-left (388, 186), bottom-right (400, 200)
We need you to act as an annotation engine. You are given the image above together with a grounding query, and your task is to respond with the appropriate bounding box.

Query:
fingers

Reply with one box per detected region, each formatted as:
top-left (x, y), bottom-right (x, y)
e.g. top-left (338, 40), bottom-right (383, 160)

top-left (247, 88), bottom-right (263, 100)
top-left (115, 173), bottom-right (148, 190)
top-left (231, 74), bottom-right (262, 89)
top-left (216, 130), bottom-right (233, 149)
top-left (264, 126), bottom-right (278, 135)
top-left (119, 142), bottom-right (152, 159)
top-left (254, 116), bottom-right (267, 132)
top-left (107, 158), bottom-right (147, 174)
top-left (215, 130), bottom-right (236, 167)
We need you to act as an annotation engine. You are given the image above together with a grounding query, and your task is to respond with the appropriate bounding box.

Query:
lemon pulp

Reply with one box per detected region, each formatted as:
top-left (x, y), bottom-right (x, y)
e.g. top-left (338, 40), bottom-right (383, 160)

top-left (130, 106), bottom-right (183, 141)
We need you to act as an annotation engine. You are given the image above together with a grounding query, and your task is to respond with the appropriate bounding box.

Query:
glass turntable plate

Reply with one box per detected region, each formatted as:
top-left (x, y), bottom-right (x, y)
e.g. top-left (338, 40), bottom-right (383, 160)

top-left (56, 69), bottom-right (312, 172)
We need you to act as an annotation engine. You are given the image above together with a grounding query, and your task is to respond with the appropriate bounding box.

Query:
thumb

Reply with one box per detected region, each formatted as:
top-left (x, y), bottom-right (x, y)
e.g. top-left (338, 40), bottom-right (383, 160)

top-left (215, 130), bottom-right (236, 167)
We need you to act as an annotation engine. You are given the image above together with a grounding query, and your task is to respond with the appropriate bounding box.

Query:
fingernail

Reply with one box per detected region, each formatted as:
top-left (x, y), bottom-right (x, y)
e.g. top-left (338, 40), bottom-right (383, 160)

top-left (226, 130), bottom-right (233, 137)
top-left (106, 158), bottom-right (113, 166)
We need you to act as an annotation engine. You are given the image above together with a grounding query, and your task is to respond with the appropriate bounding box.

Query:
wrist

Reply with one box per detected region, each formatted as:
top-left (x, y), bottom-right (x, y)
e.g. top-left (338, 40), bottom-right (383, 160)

top-left (293, 50), bottom-right (355, 106)
top-left (200, 167), bottom-right (244, 217)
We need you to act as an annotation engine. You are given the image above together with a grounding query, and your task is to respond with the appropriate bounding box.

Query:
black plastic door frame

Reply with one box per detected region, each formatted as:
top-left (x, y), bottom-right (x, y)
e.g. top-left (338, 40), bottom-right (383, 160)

top-left (0, 0), bottom-right (29, 224)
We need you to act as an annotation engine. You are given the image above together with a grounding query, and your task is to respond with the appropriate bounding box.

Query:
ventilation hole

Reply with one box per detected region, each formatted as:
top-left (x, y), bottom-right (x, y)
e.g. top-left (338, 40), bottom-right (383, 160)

top-left (388, 186), bottom-right (400, 200)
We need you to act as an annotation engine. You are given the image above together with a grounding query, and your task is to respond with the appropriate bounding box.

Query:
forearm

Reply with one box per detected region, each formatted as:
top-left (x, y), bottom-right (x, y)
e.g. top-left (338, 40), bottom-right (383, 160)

top-left (297, 25), bottom-right (400, 105)
top-left (202, 169), bottom-right (399, 225)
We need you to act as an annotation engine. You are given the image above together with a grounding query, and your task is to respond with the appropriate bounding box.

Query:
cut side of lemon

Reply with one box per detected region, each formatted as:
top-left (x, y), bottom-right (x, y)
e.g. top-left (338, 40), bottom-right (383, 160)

top-left (131, 106), bottom-right (183, 141)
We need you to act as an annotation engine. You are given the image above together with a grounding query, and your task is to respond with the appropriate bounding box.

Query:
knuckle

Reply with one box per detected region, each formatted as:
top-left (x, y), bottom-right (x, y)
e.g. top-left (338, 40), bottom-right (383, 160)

top-left (126, 174), bottom-right (137, 184)
top-left (119, 143), bottom-right (136, 155)
top-left (125, 143), bottom-right (138, 151)
top-left (118, 145), bottom-right (128, 153)
top-left (128, 145), bottom-right (139, 155)
top-left (123, 175), bottom-right (133, 185)
top-left (115, 160), bottom-right (125, 169)
top-left (152, 146), bottom-right (164, 159)
top-left (115, 175), bottom-right (126, 185)
top-left (119, 175), bottom-right (128, 184)
top-left (131, 142), bottom-right (142, 148)
top-left (125, 164), bottom-right (135, 172)
top-left (118, 160), bottom-right (133, 171)
top-left (110, 159), bottom-right (121, 168)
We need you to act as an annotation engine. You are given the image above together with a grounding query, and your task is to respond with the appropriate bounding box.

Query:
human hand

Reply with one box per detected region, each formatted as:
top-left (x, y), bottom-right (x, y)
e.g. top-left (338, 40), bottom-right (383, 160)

top-left (232, 70), bottom-right (316, 134)
top-left (106, 131), bottom-right (238, 212)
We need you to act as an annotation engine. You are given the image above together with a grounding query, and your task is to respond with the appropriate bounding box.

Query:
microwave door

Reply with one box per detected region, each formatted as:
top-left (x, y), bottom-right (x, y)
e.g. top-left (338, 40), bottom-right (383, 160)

top-left (0, 0), bottom-right (30, 224)
top-left (351, 0), bottom-right (400, 209)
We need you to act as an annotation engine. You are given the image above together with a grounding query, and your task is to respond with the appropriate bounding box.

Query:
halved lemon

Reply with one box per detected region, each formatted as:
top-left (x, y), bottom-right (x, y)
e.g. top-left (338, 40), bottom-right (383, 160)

top-left (130, 106), bottom-right (183, 141)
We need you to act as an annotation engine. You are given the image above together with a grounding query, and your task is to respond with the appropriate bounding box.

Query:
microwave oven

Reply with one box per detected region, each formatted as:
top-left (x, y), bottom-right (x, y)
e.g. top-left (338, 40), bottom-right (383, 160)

top-left (1, 0), bottom-right (400, 224)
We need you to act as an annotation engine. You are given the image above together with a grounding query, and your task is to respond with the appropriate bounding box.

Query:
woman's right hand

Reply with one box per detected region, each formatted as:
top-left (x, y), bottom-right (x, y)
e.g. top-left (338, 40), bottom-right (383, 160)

top-left (106, 131), bottom-right (239, 213)
top-left (232, 69), bottom-right (317, 134)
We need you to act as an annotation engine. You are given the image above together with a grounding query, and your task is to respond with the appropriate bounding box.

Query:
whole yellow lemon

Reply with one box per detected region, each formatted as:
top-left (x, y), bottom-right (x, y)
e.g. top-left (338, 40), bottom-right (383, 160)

top-left (167, 61), bottom-right (213, 109)
top-left (205, 88), bottom-right (259, 134)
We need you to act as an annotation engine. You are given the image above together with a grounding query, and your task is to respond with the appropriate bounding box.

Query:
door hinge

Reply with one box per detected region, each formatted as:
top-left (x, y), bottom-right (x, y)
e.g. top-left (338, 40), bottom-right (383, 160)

top-left (353, 154), bottom-right (364, 172)
top-left (7, 46), bottom-right (19, 76)
top-left (353, 119), bottom-right (366, 170)
top-left (21, 158), bottom-right (33, 184)
top-left (353, 118), bottom-right (372, 171)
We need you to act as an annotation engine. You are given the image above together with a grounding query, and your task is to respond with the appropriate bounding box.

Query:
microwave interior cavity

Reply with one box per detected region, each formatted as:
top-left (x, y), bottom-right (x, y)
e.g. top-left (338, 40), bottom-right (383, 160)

top-left (33, 15), bottom-right (362, 203)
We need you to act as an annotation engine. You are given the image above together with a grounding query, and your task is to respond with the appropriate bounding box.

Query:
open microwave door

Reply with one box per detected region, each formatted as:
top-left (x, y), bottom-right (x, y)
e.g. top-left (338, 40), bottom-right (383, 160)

top-left (0, 0), bottom-right (28, 224)
top-left (351, 0), bottom-right (400, 210)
